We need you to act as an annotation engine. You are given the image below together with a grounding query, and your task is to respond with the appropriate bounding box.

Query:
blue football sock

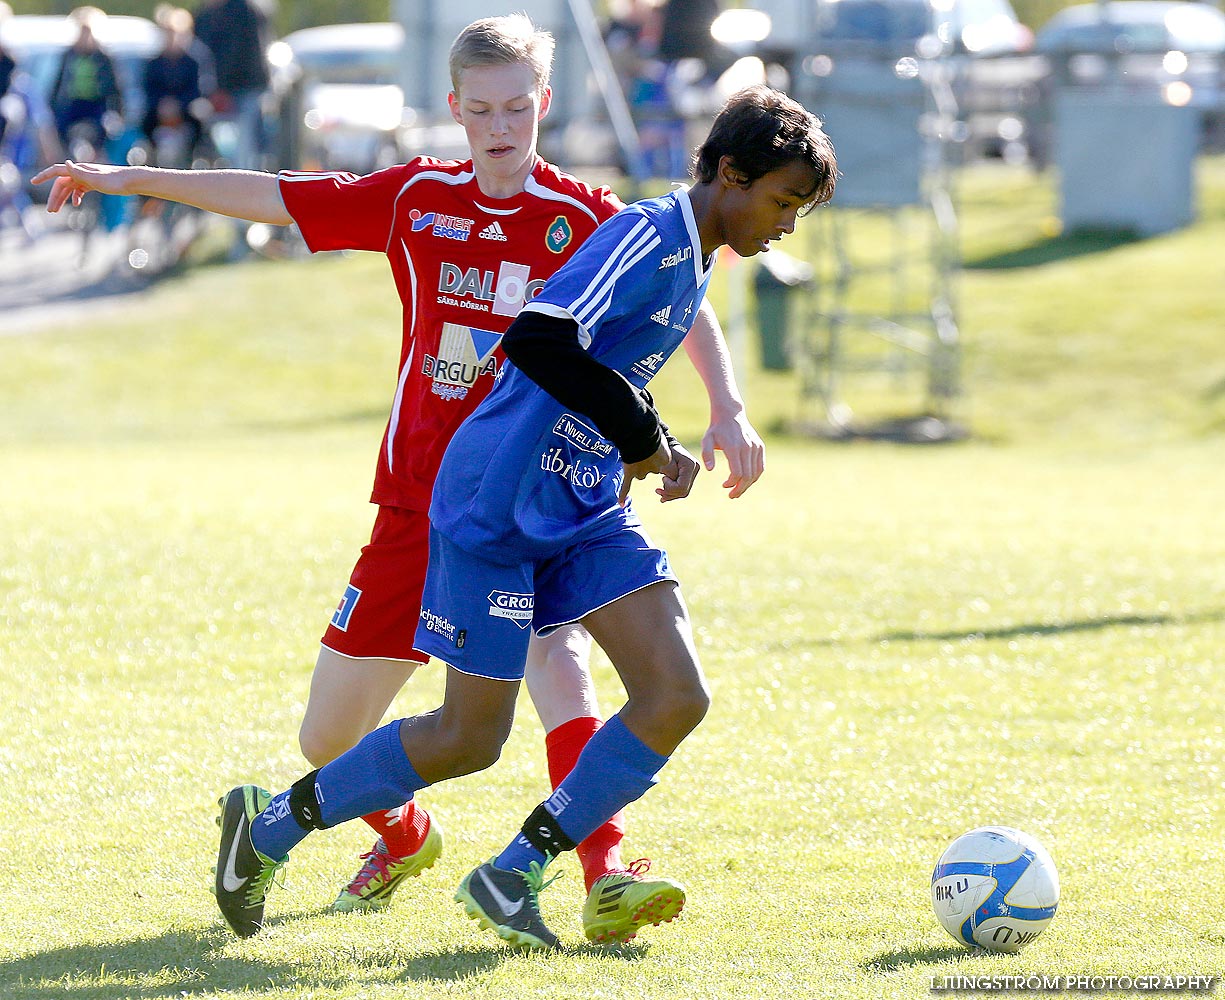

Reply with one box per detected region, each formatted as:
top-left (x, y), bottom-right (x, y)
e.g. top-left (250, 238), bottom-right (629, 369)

top-left (495, 713), bottom-right (668, 873)
top-left (250, 719), bottom-right (426, 859)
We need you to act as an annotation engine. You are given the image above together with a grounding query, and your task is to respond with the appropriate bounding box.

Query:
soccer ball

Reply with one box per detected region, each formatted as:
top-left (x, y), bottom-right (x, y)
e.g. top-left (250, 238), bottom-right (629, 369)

top-left (931, 826), bottom-right (1059, 953)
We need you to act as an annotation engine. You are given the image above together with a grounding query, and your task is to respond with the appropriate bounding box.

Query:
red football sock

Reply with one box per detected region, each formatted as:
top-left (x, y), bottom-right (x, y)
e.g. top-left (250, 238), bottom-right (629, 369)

top-left (546, 716), bottom-right (626, 892)
top-left (359, 799), bottom-right (430, 857)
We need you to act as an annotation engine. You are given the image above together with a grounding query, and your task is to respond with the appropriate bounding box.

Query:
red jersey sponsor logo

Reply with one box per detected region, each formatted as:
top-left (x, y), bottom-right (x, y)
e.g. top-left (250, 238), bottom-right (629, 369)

top-left (437, 261), bottom-right (547, 317)
top-left (410, 208), bottom-right (474, 242)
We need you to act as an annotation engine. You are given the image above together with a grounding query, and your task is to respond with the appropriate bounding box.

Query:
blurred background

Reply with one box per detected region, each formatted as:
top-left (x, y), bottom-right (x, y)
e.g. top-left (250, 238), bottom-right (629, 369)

top-left (2, 0), bottom-right (1223, 440)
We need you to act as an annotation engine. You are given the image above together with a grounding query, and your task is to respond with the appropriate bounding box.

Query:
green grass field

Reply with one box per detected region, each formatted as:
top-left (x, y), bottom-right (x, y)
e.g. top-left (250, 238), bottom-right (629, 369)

top-left (1, 159), bottom-right (1223, 999)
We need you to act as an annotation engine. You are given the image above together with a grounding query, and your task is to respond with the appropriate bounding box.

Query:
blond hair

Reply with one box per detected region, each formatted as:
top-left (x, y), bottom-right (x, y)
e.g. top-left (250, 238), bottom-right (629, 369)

top-left (448, 14), bottom-right (554, 97)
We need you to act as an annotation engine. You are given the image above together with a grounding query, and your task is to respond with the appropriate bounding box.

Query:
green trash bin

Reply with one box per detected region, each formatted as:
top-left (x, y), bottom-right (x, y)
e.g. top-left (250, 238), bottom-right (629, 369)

top-left (753, 251), bottom-right (813, 371)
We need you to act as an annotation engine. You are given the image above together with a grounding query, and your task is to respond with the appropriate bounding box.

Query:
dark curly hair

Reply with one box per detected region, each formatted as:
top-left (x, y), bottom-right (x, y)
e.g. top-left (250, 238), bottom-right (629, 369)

top-left (692, 85), bottom-right (837, 213)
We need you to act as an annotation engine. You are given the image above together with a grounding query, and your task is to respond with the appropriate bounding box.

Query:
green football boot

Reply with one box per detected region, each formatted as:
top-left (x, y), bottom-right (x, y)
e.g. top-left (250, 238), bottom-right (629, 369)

top-left (582, 859), bottom-right (685, 944)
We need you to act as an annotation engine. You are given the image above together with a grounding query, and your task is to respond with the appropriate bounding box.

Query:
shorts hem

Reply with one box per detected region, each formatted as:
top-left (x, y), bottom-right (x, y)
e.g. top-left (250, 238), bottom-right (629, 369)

top-left (535, 578), bottom-right (675, 637)
top-left (442, 661), bottom-right (524, 682)
top-left (319, 641), bottom-right (430, 665)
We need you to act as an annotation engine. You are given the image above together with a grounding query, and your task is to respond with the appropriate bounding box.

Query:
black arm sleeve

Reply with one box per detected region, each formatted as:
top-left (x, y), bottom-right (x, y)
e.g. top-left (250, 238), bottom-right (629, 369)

top-left (501, 311), bottom-right (665, 463)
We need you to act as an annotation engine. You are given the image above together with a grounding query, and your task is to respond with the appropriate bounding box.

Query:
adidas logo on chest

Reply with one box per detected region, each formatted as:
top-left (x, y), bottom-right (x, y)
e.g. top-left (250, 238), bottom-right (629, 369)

top-left (478, 221), bottom-right (508, 241)
top-left (650, 305), bottom-right (671, 326)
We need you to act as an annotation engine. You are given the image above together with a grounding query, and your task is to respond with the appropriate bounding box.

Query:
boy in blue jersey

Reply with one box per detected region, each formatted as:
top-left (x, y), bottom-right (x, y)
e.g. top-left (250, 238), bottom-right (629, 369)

top-left (214, 85), bottom-right (837, 949)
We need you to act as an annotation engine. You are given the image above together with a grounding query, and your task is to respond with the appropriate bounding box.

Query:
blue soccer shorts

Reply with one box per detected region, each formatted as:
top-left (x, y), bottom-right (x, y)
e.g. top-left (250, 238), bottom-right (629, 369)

top-left (414, 520), bottom-right (676, 680)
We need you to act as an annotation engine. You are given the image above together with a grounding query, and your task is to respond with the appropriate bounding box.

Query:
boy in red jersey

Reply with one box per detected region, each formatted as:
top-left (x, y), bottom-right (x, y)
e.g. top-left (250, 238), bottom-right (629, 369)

top-left (35, 14), bottom-right (765, 941)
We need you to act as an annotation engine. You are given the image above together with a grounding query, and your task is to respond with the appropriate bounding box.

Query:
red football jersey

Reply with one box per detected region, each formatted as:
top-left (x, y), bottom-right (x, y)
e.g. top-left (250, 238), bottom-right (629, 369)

top-left (279, 157), bottom-right (623, 510)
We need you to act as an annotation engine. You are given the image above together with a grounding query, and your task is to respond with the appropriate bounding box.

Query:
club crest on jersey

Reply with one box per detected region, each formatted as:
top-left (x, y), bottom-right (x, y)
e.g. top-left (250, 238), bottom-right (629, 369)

top-left (546, 215), bottom-right (573, 254)
top-left (487, 591), bottom-right (533, 628)
top-left (410, 208), bottom-right (473, 242)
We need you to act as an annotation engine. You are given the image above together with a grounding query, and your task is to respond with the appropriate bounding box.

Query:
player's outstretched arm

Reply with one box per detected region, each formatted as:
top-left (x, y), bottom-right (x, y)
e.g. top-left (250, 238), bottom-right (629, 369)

top-left (683, 301), bottom-right (765, 499)
top-left (31, 162), bottom-right (293, 226)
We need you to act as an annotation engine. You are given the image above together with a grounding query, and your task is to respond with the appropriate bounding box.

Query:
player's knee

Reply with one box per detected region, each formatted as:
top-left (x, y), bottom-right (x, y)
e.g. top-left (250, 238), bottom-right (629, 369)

top-left (528, 631), bottom-right (592, 687)
top-left (298, 720), bottom-right (356, 768)
top-left (297, 725), bottom-right (331, 768)
top-left (676, 677), bottom-right (711, 732)
top-left (438, 741), bottom-right (503, 776)
top-left (534, 643), bottom-right (582, 683)
top-left (651, 675), bottom-right (711, 740)
top-left (428, 724), bottom-right (508, 777)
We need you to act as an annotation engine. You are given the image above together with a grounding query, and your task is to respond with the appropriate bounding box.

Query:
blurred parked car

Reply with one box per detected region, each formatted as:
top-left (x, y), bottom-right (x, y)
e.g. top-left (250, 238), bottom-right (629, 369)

top-left (1036, 0), bottom-right (1225, 65)
top-left (744, 0), bottom-right (1041, 159)
top-left (271, 21), bottom-right (465, 174)
top-left (271, 22), bottom-right (406, 173)
top-left (809, 0), bottom-right (1033, 56)
top-left (1026, 0), bottom-right (1225, 164)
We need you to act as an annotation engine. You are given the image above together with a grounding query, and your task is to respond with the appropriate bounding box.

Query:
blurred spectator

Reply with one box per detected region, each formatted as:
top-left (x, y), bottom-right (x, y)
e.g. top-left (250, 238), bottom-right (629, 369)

top-left (0, 1), bottom-right (15, 145)
top-left (657, 0), bottom-right (728, 70)
top-left (1, 3), bottom-right (58, 240)
top-left (605, 0), bottom-right (663, 77)
top-left (142, 6), bottom-right (214, 163)
top-left (604, 0), bottom-right (692, 178)
top-left (50, 6), bottom-right (123, 148)
top-left (193, 0), bottom-right (270, 169)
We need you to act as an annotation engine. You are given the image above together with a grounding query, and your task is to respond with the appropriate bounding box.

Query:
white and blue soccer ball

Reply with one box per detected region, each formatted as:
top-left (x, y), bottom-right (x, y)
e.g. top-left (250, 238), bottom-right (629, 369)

top-left (931, 826), bottom-right (1059, 953)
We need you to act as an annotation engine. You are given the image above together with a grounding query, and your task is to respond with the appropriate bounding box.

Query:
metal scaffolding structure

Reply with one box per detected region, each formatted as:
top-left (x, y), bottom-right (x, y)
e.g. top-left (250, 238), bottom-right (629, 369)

top-left (783, 2), bottom-right (967, 441)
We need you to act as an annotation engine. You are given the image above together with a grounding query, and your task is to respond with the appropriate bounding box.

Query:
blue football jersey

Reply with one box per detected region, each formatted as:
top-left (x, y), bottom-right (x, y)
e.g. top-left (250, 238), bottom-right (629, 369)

top-left (430, 187), bottom-right (715, 560)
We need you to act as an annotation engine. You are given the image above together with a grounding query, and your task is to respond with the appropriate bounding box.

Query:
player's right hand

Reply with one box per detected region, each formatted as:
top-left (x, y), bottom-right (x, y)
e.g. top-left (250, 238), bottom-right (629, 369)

top-left (619, 439), bottom-right (672, 506)
top-left (31, 161), bottom-right (133, 213)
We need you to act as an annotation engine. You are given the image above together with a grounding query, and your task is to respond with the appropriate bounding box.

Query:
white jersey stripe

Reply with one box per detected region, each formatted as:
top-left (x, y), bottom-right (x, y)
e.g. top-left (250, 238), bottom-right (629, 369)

top-left (386, 237), bottom-right (419, 473)
top-left (571, 223), bottom-right (661, 327)
top-left (278, 170), bottom-right (359, 183)
top-left (572, 230), bottom-right (659, 329)
top-left (567, 215), bottom-right (654, 320)
top-left (570, 223), bottom-right (661, 328)
top-left (473, 200), bottom-right (522, 217)
top-left (385, 167), bottom-right (476, 255)
top-left (523, 173), bottom-right (604, 224)
top-left (575, 236), bottom-right (661, 330)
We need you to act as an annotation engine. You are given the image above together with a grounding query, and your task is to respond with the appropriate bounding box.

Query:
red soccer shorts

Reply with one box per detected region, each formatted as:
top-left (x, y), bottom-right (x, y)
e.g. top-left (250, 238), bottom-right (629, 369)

top-left (321, 504), bottom-right (432, 663)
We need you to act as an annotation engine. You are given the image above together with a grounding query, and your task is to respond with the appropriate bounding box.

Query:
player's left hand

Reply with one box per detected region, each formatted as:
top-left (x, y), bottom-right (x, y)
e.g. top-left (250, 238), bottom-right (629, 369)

top-left (701, 410), bottom-right (765, 498)
top-left (654, 442), bottom-right (700, 503)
